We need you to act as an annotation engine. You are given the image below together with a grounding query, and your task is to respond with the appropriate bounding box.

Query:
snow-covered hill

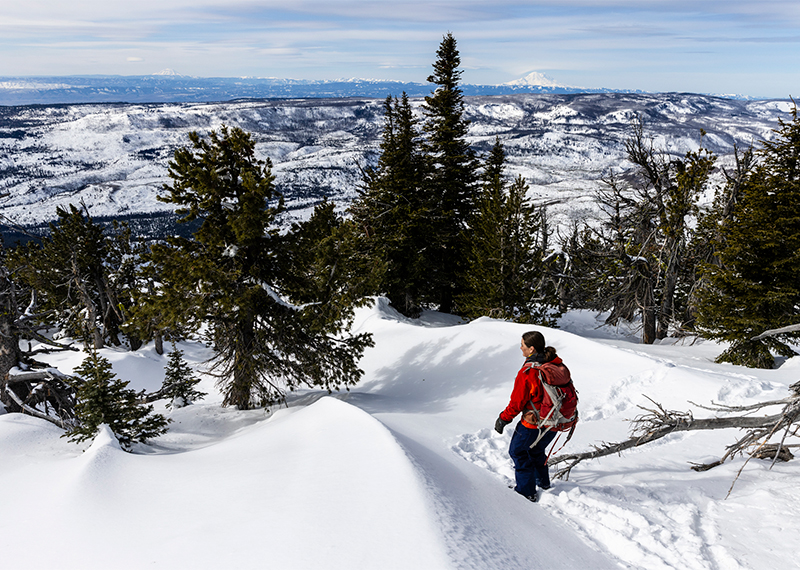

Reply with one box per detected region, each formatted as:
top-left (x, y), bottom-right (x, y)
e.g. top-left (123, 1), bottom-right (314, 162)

top-left (0, 94), bottom-right (793, 238)
top-left (2, 300), bottom-right (798, 569)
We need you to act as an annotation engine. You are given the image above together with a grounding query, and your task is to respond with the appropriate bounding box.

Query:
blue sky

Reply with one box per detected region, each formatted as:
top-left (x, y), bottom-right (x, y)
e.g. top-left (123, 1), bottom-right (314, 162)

top-left (1, 0), bottom-right (798, 97)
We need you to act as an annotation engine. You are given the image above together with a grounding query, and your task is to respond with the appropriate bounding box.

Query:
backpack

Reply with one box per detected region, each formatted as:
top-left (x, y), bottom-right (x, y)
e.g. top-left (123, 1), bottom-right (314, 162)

top-left (522, 360), bottom-right (579, 437)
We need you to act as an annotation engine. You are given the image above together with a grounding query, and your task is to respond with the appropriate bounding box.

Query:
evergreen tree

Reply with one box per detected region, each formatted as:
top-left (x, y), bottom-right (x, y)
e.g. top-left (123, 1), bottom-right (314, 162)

top-left (545, 223), bottom-right (605, 312)
top-left (458, 139), bottom-right (552, 323)
top-left (8, 204), bottom-right (143, 350)
top-left (104, 220), bottom-right (148, 350)
top-left (160, 347), bottom-right (205, 409)
top-left (142, 126), bottom-right (372, 409)
top-left (66, 351), bottom-right (169, 449)
top-left (124, 261), bottom-right (185, 356)
top-left (349, 94), bottom-right (427, 316)
top-left (696, 105), bottom-right (800, 367)
top-left (281, 200), bottom-right (381, 327)
top-left (686, 144), bottom-right (755, 328)
top-left (421, 33), bottom-right (480, 314)
top-left (350, 34), bottom-right (480, 317)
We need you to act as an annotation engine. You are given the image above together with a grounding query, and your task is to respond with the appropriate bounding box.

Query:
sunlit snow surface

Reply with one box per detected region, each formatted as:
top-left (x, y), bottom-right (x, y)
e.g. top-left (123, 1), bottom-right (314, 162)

top-left (2, 299), bottom-right (799, 569)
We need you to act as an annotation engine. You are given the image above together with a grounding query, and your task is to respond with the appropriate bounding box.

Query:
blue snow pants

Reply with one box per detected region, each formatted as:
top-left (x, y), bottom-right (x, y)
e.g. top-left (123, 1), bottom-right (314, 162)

top-left (509, 422), bottom-right (557, 498)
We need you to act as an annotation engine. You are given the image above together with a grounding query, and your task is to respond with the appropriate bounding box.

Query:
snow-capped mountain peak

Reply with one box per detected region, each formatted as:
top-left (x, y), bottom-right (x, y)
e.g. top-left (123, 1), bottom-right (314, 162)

top-left (506, 71), bottom-right (566, 88)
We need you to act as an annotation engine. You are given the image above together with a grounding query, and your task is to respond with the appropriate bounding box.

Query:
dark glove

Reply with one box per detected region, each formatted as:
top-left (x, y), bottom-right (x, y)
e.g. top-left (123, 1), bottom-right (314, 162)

top-left (494, 416), bottom-right (510, 434)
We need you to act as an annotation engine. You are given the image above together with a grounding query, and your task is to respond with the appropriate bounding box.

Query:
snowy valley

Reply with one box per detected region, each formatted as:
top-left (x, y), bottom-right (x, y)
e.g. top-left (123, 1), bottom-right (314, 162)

top-left (0, 93), bottom-right (793, 239)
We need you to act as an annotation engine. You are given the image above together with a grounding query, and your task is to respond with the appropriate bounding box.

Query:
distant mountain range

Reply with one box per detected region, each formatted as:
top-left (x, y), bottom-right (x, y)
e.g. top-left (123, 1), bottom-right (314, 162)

top-left (1, 73), bottom-right (656, 106)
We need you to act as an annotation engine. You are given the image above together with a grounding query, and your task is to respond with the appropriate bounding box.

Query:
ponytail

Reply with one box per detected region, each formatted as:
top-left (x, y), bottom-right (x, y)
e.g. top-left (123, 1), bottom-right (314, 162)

top-left (542, 346), bottom-right (558, 363)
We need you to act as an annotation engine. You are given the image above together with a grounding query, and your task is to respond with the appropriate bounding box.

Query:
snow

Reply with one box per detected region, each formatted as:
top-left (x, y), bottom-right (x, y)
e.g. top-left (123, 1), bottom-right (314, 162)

top-left (505, 72), bottom-right (566, 88)
top-left (2, 300), bottom-right (799, 569)
top-left (0, 94), bottom-right (787, 234)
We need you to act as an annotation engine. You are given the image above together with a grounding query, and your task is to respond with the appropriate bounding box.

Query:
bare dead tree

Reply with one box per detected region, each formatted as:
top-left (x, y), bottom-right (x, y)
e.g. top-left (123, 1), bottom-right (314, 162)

top-left (550, 383), bottom-right (800, 496)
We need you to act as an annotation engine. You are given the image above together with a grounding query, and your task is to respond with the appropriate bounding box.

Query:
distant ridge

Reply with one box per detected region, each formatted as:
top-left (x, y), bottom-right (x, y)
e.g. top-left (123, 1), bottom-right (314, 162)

top-left (1, 73), bottom-right (655, 106)
top-left (0, 91), bottom-right (790, 240)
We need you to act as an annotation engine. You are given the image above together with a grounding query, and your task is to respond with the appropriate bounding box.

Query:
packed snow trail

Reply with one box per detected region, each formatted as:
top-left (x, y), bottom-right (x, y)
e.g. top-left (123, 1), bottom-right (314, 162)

top-left (346, 300), bottom-right (800, 569)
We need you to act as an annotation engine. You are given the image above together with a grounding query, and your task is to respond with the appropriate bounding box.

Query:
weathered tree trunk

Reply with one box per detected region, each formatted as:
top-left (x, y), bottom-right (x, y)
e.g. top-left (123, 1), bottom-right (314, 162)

top-left (71, 255), bottom-right (103, 349)
top-left (3, 369), bottom-right (77, 428)
top-left (154, 332), bottom-right (164, 356)
top-left (635, 259), bottom-right (657, 345)
top-left (0, 308), bottom-right (22, 411)
top-left (98, 273), bottom-right (126, 347)
top-left (226, 309), bottom-right (257, 410)
top-left (657, 242), bottom-right (680, 339)
top-left (552, 413), bottom-right (784, 476)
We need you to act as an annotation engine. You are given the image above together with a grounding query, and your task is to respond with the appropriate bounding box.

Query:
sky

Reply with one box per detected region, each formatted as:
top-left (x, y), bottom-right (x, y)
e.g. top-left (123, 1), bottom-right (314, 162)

top-left (1, 0), bottom-right (798, 98)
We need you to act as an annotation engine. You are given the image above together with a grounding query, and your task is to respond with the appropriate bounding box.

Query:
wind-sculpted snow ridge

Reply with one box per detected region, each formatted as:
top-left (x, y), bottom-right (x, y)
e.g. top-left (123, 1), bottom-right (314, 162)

top-left (0, 396), bottom-right (454, 569)
top-left (0, 94), bottom-right (793, 240)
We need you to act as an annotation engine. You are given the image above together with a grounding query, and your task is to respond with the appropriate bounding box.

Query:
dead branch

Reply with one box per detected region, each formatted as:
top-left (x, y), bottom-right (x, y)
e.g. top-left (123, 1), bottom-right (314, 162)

top-left (752, 323), bottom-right (800, 341)
top-left (752, 443), bottom-right (794, 461)
top-left (3, 387), bottom-right (74, 429)
top-left (688, 398), bottom-right (790, 413)
top-left (550, 389), bottom-right (800, 483)
top-left (18, 331), bottom-right (80, 355)
top-left (6, 369), bottom-right (69, 384)
top-left (2, 368), bottom-right (78, 430)
top-left (139, 387), bottom-right (166, 404)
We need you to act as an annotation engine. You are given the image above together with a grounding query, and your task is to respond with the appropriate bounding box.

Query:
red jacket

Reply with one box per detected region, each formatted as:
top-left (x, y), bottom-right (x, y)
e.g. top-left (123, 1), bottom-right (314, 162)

top-left (500, 356), bottom-right (565, 428)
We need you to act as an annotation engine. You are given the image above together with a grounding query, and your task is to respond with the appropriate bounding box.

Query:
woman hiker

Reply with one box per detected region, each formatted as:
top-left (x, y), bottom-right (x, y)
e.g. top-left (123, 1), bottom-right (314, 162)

top-left (494, 330), bottom-right (565, 503)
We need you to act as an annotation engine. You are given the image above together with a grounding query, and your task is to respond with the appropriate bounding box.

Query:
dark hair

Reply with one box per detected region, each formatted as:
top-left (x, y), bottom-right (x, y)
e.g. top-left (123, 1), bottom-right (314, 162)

top-left (521, 330), bottom-right (557, 362)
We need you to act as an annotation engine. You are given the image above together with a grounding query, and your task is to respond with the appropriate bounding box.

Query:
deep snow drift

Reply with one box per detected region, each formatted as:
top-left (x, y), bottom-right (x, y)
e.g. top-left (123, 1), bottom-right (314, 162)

top-left (1, 299), bottom-right (798, 569)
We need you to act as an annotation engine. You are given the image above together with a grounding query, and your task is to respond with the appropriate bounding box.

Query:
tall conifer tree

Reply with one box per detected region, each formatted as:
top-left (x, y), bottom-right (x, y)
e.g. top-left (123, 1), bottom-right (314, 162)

top-left (145, 126), bottom-right (372, 409)
top-left (421, 33), bottom-right (479, 314)
top-left (350, 94), bottom-right (428, 316)
top-left (458, 139), bottom-right (548, 322)
top-left (696, 106), bottom-right (800, 367)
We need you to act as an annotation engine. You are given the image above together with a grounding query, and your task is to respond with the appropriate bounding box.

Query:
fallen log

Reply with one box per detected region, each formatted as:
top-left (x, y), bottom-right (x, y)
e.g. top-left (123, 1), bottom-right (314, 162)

top-left (550, 387), bottom-right (800, 490)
